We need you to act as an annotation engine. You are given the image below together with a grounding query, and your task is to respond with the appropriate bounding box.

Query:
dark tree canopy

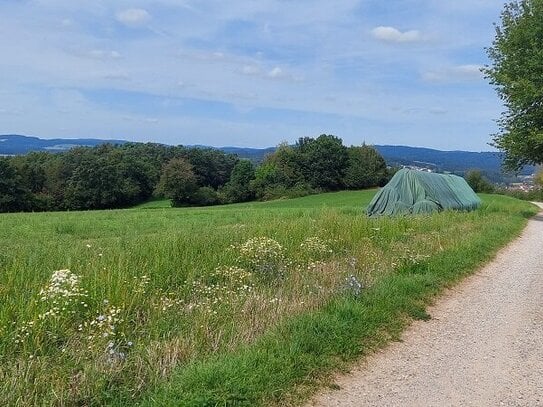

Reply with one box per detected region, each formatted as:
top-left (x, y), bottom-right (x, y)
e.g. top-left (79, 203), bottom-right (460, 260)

top-left (223, 159), bottom-right (256, 203)
top-left (296, 135), bottom-right (349, 190)
top-left (156, 158), bottom-right (198, 207)
top-left (0, 136), bottom-right (390, 212)
top-left (344, 145), bottom-right (388, 189)
top-left (484, 0), bottom-right (543, 170)
top-left (0, 159), bottom-right (32, 212)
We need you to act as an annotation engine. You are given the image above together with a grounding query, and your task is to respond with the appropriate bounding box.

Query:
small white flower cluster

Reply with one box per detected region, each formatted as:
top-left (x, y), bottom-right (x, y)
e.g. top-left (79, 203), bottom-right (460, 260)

top-left (13, 269), bottom-right (89, 346)
top-left (185, 266), bottom-right (254, 315)
top-left (235, 237), bottom-right (285, 276)
top-left (155, 267), bottom-right (253, 314)
top-left (156, 295), bottom-right (184, 312)
top-left (306, 260), bottom-right (327, 271)
top-left (38, 269), bottom-right (88, 320)
top-left (400, 248), bottom-right (431, 266)
top-left (134, 274), bottom-right (151, 294)
top-left (300, 237), bottom-right (333, 257)
top-left (13, 320), bottom-right (34, 344)
top-left (212, 266), bottom-right (253, 285)
top-left (79, 301), bottom-right (123, 348)
top-left (105, 340), bottom-right (127, 364)
top-left (345, 275), bottom-right (363, 296)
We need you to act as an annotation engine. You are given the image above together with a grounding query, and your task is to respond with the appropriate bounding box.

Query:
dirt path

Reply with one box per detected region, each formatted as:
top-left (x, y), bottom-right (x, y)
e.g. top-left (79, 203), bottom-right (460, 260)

top-left (310, 204), bottom-right (543, 407)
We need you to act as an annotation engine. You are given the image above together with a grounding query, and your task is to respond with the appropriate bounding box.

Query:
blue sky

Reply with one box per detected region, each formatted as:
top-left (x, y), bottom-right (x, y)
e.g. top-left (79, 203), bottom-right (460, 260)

top-left (0, 0), bottom-right (505, 151)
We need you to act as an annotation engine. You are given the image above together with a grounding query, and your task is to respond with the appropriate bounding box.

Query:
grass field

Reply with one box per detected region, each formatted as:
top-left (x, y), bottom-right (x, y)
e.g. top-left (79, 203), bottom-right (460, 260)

top-left (0, 190), bottom-right (537, 406)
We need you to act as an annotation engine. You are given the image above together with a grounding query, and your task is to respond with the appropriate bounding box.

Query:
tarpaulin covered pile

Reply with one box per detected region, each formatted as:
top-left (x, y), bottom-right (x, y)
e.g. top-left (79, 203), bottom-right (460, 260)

top-left (367, 168), bottom-right (481, 217)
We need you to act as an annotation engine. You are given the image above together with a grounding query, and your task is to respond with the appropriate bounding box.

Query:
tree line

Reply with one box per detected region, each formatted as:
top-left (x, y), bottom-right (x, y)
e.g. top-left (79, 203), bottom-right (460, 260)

top-left (0, 135), bottom-right (390, 213)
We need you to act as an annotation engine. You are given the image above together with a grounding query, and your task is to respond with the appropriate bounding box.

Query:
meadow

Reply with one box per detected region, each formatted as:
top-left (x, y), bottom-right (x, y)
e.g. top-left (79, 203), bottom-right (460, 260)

top-left (0, 190), bottom-right (537, 406)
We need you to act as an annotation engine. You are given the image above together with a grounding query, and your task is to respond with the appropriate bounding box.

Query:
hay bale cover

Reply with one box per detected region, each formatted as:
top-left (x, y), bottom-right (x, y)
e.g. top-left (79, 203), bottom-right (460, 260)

top-left (367, 169), bottom-right (481, 217)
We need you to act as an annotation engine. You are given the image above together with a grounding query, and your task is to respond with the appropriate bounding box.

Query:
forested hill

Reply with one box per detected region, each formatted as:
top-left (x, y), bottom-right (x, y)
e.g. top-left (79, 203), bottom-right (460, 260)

top-left (0, 134), bottom-right (127, 154)
top-left (373, 145), bottom-right (533, 176)
top-left (0, 134), bottom-right (533, 176)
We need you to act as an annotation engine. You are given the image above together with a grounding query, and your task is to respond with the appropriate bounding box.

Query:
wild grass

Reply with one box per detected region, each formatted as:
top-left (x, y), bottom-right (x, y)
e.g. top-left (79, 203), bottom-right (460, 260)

top-left (0, 191), bottom-right (537, 406)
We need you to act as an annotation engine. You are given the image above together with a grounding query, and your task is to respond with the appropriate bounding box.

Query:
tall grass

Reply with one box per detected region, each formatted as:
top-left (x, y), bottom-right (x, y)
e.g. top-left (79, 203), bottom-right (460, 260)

top-left (0, 191), bottom-right (537, 406)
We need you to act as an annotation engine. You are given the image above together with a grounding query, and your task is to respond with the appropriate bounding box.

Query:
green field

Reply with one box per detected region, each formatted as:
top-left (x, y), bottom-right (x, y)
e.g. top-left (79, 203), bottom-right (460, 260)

top-left (0, 190), bottom-right (537, 406)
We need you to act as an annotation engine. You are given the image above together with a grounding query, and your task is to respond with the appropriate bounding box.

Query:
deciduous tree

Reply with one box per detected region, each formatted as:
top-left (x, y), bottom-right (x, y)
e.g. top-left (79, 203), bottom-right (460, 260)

top-left (484, 0), bottom-right (543, 170)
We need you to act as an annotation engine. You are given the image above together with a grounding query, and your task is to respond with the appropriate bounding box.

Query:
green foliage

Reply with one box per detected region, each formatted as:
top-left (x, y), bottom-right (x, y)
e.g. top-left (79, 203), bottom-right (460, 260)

top-left (183, 148), bottom-right (238, 189)
top-left (191, 186), bottom-right (221, 206)
top-left (64, 146), bottom-right (153, 210)
top-left (0, 159), bottom-right (32, 212)
top-left (484, 0), bottom-right (543, 170)
top-left (252, 136), bottom-right (386, 199)
top-left (223, 160), bottom-right (256, 203)
top-left (0, 143), bottom-right (240, 212)
top-left (465, 169), bottom-right (495, 193)
top-left (297, 134), bottom-right (349, 190)
top-left (496, 186), bottom-right (543, 201)
top-left (344, 144), bottom-right (388, 189)
top-left (0, 136), bottom-right (388, 213)
top-left (156, 158), bottom-right (198, 206)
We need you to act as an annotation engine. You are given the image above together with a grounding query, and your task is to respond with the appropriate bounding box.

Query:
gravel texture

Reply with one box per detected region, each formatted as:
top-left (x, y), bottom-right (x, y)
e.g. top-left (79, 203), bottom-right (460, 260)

top-left (310, 205), bottom-right (543, 407)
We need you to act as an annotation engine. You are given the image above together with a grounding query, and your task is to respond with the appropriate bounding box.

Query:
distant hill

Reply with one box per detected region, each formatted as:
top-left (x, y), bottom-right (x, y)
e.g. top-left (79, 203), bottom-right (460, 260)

top-left (0, 134), bottom-right (533, 179)
top-left (373, 145), bottom-right (534, 177)
top-left (0, 134), bottom-right (127, 155)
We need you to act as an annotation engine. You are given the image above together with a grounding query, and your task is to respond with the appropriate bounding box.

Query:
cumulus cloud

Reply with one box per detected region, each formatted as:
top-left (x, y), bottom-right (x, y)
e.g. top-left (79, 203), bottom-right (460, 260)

top-left (423, 64), bottom-right (483, 82)
top-left (116, 8), bottom-right (151, 27)
top-left (371, 26), bottom-right (422, 43)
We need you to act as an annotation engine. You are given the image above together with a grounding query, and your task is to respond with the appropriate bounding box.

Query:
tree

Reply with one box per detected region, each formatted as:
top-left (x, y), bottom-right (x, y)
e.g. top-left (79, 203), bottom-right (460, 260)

top-left (484, 0), bottom-right (543, 170)
top-left (296, 134), bottom-right (349, 190)
top-left (183, 148), bottom-right (238, 189)
top-left (223, 159), bottom-right (256, 203)
top-left (465, 169), bottom-right (495, 193)
top-left (0, 159), bottom-right (31, 212)
top-left (156, 158), bottom-right (198, 206)
top-left (344, 145), bottom-right (388, 189)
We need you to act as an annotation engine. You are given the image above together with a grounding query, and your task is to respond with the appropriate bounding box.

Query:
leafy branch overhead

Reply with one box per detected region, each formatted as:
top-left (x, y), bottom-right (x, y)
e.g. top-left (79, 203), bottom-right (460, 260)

top-left (484, 0), bottom-right (543, 170)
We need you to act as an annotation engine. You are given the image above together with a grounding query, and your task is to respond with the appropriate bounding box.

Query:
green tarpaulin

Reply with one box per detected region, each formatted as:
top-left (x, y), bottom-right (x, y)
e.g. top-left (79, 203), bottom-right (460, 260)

top-left (367, 169), bottom-right (481, 217)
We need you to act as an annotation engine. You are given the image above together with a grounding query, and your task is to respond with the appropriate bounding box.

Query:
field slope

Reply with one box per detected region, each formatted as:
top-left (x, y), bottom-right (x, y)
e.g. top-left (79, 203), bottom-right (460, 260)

top-left (0, 191), bottom-right (537, 406)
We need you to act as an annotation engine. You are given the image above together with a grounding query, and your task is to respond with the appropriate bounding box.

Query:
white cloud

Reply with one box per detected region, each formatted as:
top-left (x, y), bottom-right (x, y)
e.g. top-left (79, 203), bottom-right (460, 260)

top-left (116, 8), bottom-right (151, 27)
top-left (268, 67), bottom-right (284, 78)
top-left (423, 64), bottom-right (483, 82)
top-left (371, 26), bottom-right (422, 43)
top-left (454, 64), bottom-right (484, 77)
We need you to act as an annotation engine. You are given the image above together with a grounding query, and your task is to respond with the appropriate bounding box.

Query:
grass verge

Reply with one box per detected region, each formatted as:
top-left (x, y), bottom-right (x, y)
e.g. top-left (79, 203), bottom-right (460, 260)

top-left (137, 195), bottom-right (538, 406)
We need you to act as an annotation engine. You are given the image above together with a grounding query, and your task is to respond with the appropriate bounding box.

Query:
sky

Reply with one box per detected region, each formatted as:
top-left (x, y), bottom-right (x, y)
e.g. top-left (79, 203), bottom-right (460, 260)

top-left (0, 0), bottom-right (507, 151)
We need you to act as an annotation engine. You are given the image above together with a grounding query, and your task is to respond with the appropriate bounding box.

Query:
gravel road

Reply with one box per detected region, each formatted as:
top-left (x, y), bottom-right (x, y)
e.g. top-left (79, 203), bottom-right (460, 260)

top-left (310, 204), bottom-right (543, 407)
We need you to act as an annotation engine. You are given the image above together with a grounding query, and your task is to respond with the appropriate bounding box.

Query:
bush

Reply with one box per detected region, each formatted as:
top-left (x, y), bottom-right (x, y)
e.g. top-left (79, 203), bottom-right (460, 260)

top-left (190, 187), bottom-right (221, 206)
top-left (465, 169), bottom-right (495, 193)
